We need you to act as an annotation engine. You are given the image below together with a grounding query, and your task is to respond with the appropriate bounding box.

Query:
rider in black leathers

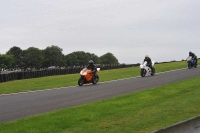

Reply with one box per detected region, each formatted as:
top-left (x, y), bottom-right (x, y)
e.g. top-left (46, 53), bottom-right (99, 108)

top-left (143, 55), bottom-right (153, 71)
top-left (87, 60), bottom-right (97, 78)
top-left (189, 51), bottom-right (198, 64)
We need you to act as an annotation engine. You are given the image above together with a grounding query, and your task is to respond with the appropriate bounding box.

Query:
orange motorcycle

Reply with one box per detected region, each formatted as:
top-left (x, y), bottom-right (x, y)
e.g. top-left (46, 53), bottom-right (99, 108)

top-left (78, 68), bottom-right (100, 86)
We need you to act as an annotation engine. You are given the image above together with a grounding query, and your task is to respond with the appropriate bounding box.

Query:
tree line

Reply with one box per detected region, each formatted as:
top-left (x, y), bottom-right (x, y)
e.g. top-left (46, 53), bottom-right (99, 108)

top-left (0, 45), bottom-right (119, 70)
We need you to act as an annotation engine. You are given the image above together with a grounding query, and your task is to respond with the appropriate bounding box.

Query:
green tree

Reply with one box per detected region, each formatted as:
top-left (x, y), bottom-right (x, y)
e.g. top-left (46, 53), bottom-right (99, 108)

top-left (0, 54), bottom-right (14, 69)
top-left (73, 51), bottom-right (89, 66)
top-left (43, 45), bottom-right (64, 67)
top-left (99, 52), bottom-right (119, 64)
top-left (65, 51), bottom-right (89, 66)
top-left (64, 53), bottom-right (78, 66)
top-left (22, 47), bottom-right (44, 69)
top-left (6, 46), bottom-right (23, 68)
top-left (86, 53), bottom-right (100, 64)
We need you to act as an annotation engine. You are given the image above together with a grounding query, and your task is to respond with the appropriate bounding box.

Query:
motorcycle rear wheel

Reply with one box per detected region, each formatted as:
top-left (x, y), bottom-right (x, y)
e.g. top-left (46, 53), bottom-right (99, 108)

top-left (92, 75), bottom-right (99, 84)
top-left (151, 68), bottom-right (155, 76)
top-left (194, 63), bottom-right (197, 68)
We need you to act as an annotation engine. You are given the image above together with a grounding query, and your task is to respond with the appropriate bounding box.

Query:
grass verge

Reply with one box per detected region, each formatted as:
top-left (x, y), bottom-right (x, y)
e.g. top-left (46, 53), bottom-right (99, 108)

top-left (0, 61), bottom-right (188, 94)
top-left (0, 75), bottom-right (200, 133)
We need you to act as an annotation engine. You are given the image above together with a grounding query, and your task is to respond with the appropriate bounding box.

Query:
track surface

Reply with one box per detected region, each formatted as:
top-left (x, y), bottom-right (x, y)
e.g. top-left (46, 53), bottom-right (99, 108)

top-left (0, 67), bottom-right (200, 122)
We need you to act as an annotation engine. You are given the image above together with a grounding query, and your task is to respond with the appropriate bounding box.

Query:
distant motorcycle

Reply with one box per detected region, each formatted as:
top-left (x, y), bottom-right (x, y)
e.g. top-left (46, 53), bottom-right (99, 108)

top-left (140, 61), bottom-right (155, 77)
top-left (78, 68), bottom-right (100, 86)
top-left (186, 56), bottom-right (197, 69)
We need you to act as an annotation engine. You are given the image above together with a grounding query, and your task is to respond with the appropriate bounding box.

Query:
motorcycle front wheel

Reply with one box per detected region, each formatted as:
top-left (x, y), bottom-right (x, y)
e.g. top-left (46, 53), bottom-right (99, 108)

top-left (78, 77), bottom-right (85, 86)
top-left (141, 69), bottom-right (146, 77)
top-left (188, 63), bottom-right (192, 69)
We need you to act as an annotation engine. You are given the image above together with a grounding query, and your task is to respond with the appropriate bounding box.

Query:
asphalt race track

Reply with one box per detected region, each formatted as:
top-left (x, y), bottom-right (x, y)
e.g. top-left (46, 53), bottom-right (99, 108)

top-left (0, 67), bottom-right (200, 122)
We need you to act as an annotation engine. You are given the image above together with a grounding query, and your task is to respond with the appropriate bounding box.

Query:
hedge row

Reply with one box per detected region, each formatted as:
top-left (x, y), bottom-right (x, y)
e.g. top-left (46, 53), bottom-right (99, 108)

top-left (0, 64), bottom-right (135, 83)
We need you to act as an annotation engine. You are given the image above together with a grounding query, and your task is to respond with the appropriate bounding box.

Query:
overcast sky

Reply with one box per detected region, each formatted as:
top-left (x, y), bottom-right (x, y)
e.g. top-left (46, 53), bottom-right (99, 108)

top-left (0, 0), bottom-right (199, 64)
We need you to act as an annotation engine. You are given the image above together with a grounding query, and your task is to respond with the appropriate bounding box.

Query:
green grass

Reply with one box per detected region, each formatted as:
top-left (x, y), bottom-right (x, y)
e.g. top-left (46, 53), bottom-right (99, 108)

top-left (0, 61), bottom-right (188, 94)
top-left (0, 76), bottom-right (200, 133)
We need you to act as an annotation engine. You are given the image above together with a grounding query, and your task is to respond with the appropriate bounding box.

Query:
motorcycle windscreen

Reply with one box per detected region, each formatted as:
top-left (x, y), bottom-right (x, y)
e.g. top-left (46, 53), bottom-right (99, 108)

top-left (187, 56), bottom-right (192, 61)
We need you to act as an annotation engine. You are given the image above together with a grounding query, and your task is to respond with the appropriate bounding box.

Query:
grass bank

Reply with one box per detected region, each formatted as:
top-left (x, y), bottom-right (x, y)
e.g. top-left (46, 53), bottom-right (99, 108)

top-left (0, 75), bottom-right (200, 133)
top-left (0, 61), bottom-right (188, 94)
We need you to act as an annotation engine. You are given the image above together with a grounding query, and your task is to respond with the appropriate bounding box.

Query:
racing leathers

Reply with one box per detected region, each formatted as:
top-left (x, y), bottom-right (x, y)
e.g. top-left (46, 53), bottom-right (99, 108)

top-left (189, 52), bottom-right (198, 64)
top-left (87, 64), bottom-right (97, 77)
top-left (143, 57), bottom-right (153, 71)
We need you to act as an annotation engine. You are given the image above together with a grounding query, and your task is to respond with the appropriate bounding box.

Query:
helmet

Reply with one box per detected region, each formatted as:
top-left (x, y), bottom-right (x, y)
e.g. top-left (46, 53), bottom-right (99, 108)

top-left (88, 60), bottom-right (94, 65)
top-left (189, 51), bottom-right (192, 55)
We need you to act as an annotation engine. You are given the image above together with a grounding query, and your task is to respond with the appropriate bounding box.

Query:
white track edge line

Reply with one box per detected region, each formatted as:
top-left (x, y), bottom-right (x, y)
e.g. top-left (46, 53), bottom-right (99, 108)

top-left (0, 67), bottom-right (194, 96)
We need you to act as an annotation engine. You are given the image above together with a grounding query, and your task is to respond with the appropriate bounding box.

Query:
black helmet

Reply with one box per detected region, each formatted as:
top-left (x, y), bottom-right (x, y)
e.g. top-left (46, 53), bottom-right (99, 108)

top-left (189, 51), bottom-right (192, 55)
top-left (88, 60), bottom-right (94, 65)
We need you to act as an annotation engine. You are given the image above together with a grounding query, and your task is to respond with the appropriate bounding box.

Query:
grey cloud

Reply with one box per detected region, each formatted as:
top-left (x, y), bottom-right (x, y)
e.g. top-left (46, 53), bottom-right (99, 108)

top-left (0, 0), bottom-right (200, 63)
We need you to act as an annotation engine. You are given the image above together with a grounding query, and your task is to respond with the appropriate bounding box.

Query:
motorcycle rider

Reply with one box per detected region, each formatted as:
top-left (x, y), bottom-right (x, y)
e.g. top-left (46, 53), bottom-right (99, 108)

top-left (189, 51), bottom-right (198, 64)
top-left (87, 60), bottom-right (97, 78)
top-left (143, 55), bottom-right (153, 71)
